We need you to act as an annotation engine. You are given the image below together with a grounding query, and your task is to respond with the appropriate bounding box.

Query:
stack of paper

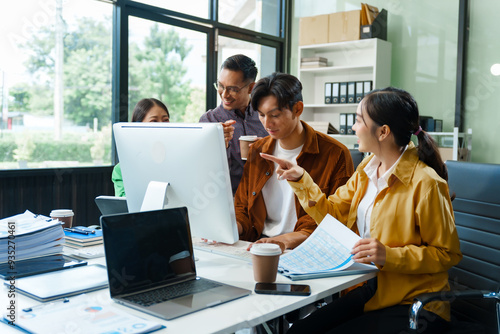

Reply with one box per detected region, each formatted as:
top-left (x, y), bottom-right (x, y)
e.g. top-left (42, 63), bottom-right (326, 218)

top-left (278, 215), bottom-right (378, 280)
top-left (306, 121), bottom-right (339, 134)
top-left (301, 56), bottom-right (328, 68)
top-left (0, 210), bottom-right (65, 263)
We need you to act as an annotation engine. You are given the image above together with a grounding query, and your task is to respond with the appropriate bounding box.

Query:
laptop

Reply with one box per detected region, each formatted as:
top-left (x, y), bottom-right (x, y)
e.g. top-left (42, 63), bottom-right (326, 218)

top-left (95, 195), bottom-right (128, 215)
top-left (100, 207), bottom-right (251, 320)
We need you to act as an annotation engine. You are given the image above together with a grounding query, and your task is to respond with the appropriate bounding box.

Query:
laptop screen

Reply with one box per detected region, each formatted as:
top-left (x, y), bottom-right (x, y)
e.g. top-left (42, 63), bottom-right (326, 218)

top-left (100, 207), bottom-right (196, 297)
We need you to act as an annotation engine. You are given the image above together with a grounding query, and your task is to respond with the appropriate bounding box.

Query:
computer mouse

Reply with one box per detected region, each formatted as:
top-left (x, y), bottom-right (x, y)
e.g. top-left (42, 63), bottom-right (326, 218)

top-left (87, 225), bottom-right (101, 230)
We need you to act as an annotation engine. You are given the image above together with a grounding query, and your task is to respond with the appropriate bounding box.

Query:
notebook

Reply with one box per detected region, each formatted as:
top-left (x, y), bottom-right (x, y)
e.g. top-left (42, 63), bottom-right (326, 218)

top-left (100, 207), bottom-right (251, 320)
top-left (94, 195), bottom-right (128, 215)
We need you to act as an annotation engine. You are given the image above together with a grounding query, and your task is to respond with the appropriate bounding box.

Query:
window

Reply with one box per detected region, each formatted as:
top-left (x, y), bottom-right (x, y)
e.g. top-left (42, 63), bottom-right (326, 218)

top-left (128, 17), bottom-right (208, 122)
top-left (215, 36), bottom-right (277, 106)
top-left (134, 0), bottom-right (210, 19)
top-left (0, 0), bottom-right (288, 170)
top-left (218, 0), bottom-right (281, 36)
top-left (0, 0), bottom-right (113, 169)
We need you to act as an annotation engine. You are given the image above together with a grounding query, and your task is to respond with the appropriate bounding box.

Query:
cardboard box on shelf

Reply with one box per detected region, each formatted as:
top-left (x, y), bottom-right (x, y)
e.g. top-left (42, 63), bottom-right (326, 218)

top-left (439, 147), bottom-right (469, 162)
top-left (328, 10), bottom-right (361, 43)
top-left (299, 5), bottom-right (386, 47)
top-left (299, 14), bottom-right (329, 46)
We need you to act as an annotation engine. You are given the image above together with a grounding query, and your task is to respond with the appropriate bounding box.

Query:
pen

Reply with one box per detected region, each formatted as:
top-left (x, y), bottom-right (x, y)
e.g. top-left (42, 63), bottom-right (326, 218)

top-left (74, 226), bottom-right (95, 234)
top-left (23, 298), bottom-right (70, 312)
top-left (64, 228), bottom-right (91, 235)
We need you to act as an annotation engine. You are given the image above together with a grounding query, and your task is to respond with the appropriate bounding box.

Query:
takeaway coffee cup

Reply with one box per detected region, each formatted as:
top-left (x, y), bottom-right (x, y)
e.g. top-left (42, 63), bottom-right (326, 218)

top-left (239, 135), bottom-right (258, 160)
top-left (250, 243), bottom-right (282, 283)
top-left (50, 209), bottom-right (74, 229)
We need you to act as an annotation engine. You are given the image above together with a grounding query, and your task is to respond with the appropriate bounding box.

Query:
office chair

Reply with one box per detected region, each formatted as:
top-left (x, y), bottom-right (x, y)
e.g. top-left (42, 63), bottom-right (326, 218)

top-left (348, 149), bottom-right (365, 170)
top-left (409, 161), bottom-right (500, 334)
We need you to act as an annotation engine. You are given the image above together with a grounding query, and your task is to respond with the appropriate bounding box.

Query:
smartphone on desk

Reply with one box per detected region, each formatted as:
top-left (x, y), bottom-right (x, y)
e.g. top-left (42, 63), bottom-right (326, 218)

top-left (254, 283), bottom-right (311, 296)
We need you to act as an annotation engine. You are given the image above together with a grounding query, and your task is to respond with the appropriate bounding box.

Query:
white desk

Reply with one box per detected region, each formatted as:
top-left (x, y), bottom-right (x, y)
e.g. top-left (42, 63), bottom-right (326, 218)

top-left (1, 250), bottom-right (375, 333)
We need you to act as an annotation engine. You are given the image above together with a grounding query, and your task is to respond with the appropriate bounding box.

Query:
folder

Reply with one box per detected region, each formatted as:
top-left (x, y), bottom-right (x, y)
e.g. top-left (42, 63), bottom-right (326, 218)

top-left (339, 82), bottom-right (347, 103)
top-left (355, 81), bottom-right (364, 103)
top-left (331, 82), bottom-right (340, 104)
top-left (363, 80), bottom-right (373, 97)
top-left (434, 119), bottom-right (443, 132)
top-left (324, 82), bottom-right (332, 104)
top-left (351, 113), bottom-right (357, 135)
top-left (419, 116), bottom-right (434, 132)
top-left (346, 113), bottom-right (355, 135)
top-left (339, 113), bottom-right (347, 134)
top-left (347, 82), bottom-right (356, 104)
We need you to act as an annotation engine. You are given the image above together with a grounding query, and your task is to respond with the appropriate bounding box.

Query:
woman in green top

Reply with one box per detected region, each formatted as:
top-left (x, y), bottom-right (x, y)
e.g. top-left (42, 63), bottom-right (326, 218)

top-left (112, 98), bottom-right (170, 197)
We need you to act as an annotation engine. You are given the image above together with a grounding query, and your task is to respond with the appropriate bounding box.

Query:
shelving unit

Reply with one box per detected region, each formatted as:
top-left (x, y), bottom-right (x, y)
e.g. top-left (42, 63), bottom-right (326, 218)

top-left (327, 128), bottom-right (473, 161)
top-left (429, 127), bottom-right (472, 161)
top-left (299, 38), bottom-right (392, 135)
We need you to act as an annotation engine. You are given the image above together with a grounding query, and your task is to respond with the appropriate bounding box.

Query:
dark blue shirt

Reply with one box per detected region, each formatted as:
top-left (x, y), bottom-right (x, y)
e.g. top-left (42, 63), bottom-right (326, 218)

top-left (199, 103), bottom-right (268, 194)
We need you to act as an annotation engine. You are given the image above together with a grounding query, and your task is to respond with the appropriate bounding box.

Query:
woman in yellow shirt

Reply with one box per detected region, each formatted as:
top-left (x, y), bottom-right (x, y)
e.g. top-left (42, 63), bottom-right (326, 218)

top-left (262, 87), bottom-right (462, 333)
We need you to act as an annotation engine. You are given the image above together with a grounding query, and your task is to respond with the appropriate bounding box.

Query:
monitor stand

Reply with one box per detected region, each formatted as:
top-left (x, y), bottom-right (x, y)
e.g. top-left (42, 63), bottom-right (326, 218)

top-left (140, 181), bottom-right (169, 211)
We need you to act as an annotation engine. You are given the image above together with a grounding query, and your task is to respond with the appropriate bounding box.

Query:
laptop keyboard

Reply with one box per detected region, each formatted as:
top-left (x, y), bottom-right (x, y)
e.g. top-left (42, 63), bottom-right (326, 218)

top-left (124, 279), bottom-right (223, 307)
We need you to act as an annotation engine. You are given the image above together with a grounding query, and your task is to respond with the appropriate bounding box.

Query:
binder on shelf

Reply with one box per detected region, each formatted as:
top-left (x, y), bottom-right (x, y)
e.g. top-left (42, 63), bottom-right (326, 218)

top-left (419, 116), bottom-right (434, 132)
top-left (324, 82), bottom-right (332, 104)
top-left (351, 113), bottom-right (357, 135)
top-left (332, 82), bottom-right (340, 104)
top-left (346, 113), bottom-right (355, 135)
top-left (434, 119), bottom-right (443, 132)
top-left (355, 81), bottom-right (364, 103)
top-left (339, 82), bottom-right (347, 103)
top-left (347, 82), bottom-right (356, 104)
top-left (339, 113), bottom-right (347, 134)
top-left (363, 80), bottom-right (373, 97)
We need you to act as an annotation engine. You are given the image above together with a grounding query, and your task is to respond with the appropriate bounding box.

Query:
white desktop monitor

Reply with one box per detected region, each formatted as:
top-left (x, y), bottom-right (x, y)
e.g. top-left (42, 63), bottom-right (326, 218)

top-left (112, 122), bottom-right (239, 244)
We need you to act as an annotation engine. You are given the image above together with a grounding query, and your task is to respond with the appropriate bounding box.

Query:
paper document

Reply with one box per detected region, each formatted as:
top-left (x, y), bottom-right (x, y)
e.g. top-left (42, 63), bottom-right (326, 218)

top-left (278, 214), bottom-right (377, 280)
top-left (3, 294), bottom-right (164, 334)
top-left (0, 210), bottom-right (64, 263)
top-left (0, 210), bottom-right (61, 238)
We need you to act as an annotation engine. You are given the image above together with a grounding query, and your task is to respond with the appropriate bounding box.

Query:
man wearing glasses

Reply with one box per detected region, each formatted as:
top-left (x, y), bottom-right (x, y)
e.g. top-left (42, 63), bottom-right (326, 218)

top-left (200, 54), bottom-right (268, 195)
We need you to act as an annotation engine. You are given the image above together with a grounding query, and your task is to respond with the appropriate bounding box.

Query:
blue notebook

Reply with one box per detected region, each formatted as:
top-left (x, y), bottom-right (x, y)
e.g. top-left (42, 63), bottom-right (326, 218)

top-left (64, 226), bottom-right (103, 246)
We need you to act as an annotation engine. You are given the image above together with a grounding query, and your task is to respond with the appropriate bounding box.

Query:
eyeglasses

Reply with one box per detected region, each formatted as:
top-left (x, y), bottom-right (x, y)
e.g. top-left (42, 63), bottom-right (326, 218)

top-left (213, 81), bottom-right (251, 96)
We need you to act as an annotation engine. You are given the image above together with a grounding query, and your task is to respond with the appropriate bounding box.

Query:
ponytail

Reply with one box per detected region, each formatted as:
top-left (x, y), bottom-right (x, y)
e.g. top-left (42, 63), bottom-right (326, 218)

top-left (415, 130), bottom-right (448, 181)
top-left (363, 87), bottom-right (448, 181)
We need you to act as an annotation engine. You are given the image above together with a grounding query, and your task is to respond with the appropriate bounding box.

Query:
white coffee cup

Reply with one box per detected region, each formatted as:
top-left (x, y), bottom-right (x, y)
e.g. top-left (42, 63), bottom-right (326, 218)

top-left (250, 243), bottom-right (282, 283)
top-left (50, 209), bottom-right (74, 229)
top-left (239, 135), bottom-right (258, 160)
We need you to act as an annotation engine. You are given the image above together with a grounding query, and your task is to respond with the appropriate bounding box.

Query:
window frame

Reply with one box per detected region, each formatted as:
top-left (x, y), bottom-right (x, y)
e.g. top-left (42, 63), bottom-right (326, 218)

top-left (112, 0), bottom-right (290, 163)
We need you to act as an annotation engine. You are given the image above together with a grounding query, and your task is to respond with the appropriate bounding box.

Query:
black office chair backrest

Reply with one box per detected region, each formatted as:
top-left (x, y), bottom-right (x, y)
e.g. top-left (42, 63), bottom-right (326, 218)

top-left (349, 149), bottom-right (365, 170)
top-left (446, 161), bottom-right (500, 332)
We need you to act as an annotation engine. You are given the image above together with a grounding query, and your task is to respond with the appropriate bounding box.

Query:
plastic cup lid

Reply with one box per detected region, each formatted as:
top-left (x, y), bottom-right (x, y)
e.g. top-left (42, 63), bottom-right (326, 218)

top-left (50, 209), bottom-right (74, 217)
top-left (239, 135), bottom-right (258, 141)
top-left (250, 243), bottom-right (282, 256)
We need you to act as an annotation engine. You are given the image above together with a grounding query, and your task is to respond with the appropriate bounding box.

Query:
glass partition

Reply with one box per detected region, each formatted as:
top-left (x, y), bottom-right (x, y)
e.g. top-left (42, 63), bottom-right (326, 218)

top-left (463, 0), bottom-right (500, 163)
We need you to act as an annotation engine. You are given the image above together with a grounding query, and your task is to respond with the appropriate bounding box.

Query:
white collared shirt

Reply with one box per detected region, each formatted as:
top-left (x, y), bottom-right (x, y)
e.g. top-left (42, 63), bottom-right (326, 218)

top-left (356, 146), bottom-right (407, 238)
